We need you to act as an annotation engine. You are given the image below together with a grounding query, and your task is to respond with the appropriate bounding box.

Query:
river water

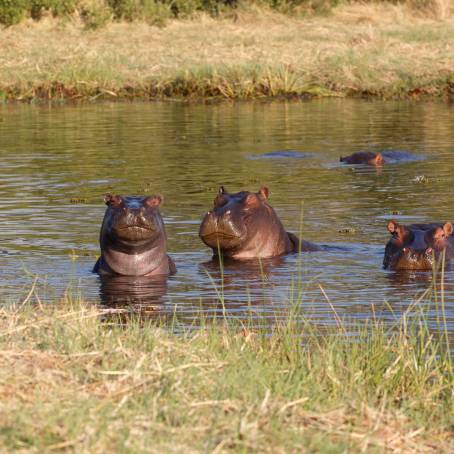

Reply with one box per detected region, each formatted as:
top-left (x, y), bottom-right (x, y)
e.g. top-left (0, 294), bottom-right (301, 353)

top-left (1, 100), bottom-right (454, 332)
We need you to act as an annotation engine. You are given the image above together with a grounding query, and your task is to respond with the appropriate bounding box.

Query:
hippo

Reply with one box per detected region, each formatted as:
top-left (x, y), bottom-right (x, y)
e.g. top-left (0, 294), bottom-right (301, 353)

top-left (340, 152), bottom-right (384, 166)
top-left (383, 220), bottom-right (454, 270)
top-left (93, 194), bottom-right (176, 276)
top-left (199, 186), bottom-right (317, 260)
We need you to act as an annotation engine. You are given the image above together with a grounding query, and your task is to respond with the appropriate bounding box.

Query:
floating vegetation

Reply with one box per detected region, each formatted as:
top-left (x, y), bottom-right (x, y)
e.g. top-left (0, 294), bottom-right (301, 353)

top-left (69, 197), bottom-right (89, 203)
top-left (338, 227), bottom-right (357, 234)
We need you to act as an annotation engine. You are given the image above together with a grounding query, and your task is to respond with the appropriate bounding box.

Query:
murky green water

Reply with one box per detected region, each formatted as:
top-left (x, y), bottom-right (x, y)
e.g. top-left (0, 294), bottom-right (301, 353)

top-left (1, 100), bottom-right (454, 331)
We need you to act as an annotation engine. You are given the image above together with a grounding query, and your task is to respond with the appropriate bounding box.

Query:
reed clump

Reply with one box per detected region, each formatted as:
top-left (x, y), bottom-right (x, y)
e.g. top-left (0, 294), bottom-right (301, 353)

top-left (0, 290), bottom-right (453, 452)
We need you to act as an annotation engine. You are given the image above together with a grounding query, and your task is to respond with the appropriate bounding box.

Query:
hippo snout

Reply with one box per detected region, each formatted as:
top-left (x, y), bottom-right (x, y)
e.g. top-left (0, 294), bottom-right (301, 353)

top-left (387, 247), bottom-right (435, 271)
top-left (199, 209), bottom-right (245, 249)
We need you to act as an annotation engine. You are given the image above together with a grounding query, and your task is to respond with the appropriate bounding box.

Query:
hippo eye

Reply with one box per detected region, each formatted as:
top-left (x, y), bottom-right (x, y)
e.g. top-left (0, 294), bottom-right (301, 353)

top-left (244, 193), bottom-right (259, 207)
top-left (214, 195), bottom-right (227, 207)
top-left (104, 194), bottom-right (123, 207)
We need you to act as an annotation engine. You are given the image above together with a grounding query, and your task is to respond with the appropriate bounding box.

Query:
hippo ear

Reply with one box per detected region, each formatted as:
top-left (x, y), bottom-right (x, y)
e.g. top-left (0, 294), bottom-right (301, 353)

top-left (104, 194), bottom-right (122, 206)
top-left (145, 195), bottom-right (163, 208)
top-left (387, 220), bottom-right (401, 236)
top-left (374, 153), bottom-right (384, 165)
top-left (434, 223), bottom-right (454, 239)
top-left (257, 186), bottom-right (269, 200)
top-left (443, 222), bottom-right (453, 237)
top-left (218, 186), bottom-right (227, 195)
top-left (388, 220), bottom-right (408, 240)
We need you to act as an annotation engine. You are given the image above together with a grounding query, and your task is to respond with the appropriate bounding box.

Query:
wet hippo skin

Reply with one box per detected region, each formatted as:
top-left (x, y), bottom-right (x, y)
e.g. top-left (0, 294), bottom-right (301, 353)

top-left (383, 220), bottom-right (454, 270)
top-left (199, 185), bottom-right (318, 260)
top-left (93, 194), bottom-right (176, 276)
top-left (340, 152), bottom-right (384, 166)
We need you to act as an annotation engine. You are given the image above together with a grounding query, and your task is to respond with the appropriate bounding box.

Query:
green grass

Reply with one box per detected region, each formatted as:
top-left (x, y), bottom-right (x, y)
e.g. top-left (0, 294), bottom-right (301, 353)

top-left (0, 275), bottom-right (453, 452)
top-left (0, 0), bottom-right (341, 27)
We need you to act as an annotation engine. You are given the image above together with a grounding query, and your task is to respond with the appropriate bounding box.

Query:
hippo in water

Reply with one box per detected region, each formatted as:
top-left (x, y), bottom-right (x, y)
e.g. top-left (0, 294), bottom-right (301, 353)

top-left (340, 152), bottom-right (384, 166)
top-left (93, 194), bottom-right (176, 276)
top-left (383, 220), bottom-right (454, 270)
top-left (199, 186), bottom-right (317, 260)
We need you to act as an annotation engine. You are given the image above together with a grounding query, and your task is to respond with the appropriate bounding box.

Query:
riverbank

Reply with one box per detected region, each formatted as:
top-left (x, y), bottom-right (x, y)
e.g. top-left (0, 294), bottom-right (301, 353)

top-left (1, 3), bottom-right (454, 102)
top-left (0, 296), bottom-right (453, 452)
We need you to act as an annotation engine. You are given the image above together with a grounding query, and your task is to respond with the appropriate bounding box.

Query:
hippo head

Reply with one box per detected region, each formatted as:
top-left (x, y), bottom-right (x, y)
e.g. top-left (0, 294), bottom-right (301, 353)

top-left (340, 152), bottom-right (383, 166)
top-left (383, 220), bottom-right (453, 270)
top-left (199, 185), bottom-right (286, 258)
top-left (100, 194), bottom-right (165, 252)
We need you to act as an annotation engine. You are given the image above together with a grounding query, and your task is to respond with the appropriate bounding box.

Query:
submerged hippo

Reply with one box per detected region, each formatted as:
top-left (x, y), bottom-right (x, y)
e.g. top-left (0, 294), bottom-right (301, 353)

top-left (383, 220), bottom-right (454, 270)
top-left (340, 152), bottom-right (384, 166)
top-left (93, 194), bottom-right (176, 276)
top-left (199, 186), bottom-right (317, 260)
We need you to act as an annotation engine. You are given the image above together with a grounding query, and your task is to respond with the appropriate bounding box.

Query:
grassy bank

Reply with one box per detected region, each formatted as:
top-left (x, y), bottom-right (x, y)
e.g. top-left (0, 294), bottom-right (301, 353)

top-left (0, 0), bottom-right (335, 27)
top-left (1, 3), bottom-right (454, 102)
top-left (0, 294), bottom-right (453, 452)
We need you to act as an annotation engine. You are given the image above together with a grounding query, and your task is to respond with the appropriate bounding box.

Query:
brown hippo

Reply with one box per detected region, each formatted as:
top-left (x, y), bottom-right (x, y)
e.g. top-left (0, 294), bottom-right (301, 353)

top-left (199, 186), bottom-right (317, 260)
top-left (340, 152), bottom-right (384, 166)
top-left (93, 194), bottom-right (176, 276)
top-left (383, 220), bottom-right (454, 270)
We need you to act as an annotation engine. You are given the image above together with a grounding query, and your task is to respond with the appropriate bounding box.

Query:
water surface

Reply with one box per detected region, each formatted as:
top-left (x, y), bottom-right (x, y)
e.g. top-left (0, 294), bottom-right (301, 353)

top-left (1, 100), bottom-right (454, 332)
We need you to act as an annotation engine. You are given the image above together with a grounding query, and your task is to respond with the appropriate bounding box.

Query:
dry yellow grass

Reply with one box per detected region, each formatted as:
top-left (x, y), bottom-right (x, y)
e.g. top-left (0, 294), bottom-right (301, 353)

top-left (1, 298), bottom-right (453, 452)
top-left (1, 3), bottom-right (454, 100)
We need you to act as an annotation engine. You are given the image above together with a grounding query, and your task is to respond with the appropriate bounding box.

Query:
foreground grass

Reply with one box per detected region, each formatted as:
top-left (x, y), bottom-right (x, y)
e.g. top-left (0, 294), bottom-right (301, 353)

top-left (0, 294), bottom-right (453, 452)
top-left (1, 3), bottom-right (454, 101)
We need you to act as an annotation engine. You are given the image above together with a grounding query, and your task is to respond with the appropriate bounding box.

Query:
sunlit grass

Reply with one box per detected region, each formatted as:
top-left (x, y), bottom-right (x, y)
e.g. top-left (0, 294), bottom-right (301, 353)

top-left (1, 3), bottom-right (454, 101)
top-left (0, 269), bottom-right (453, 452)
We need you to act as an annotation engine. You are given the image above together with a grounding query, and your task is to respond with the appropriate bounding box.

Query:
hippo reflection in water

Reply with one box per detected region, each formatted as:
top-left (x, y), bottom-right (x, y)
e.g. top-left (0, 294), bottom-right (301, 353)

top-left (99, 274), bottom-right (168, 316)
top-left (93, 194), bottom-right (176, 276)
top-left (198, 256), bottom-right (288, 314)
top-left (199, 186), bottom-right (317, 260)
top-left (383, 220), bottom-right (454, 271)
